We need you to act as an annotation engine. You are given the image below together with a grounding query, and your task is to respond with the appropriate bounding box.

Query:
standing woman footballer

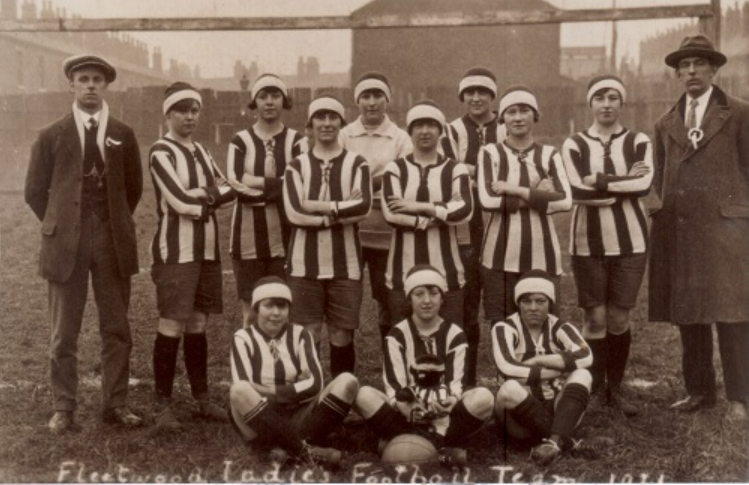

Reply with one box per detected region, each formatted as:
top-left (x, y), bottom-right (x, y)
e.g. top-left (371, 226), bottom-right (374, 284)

top-left (226, 74), bottom-right (306, 329)
top-left (562, 75), bottom-right (653, 416)
top-left (477, 86), bottom-right (572, 323)
top-left (148, 82), bottom-right (235, 430)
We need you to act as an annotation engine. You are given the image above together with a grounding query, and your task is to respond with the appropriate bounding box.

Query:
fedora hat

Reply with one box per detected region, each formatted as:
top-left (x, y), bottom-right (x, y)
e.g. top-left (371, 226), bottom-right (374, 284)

top-left (664, 34), bottom-right (727, 68)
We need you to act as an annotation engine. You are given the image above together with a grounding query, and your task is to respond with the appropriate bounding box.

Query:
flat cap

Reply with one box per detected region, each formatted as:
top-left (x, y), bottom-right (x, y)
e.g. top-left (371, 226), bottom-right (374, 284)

top-left (63, 55), bottom-right (117, 83)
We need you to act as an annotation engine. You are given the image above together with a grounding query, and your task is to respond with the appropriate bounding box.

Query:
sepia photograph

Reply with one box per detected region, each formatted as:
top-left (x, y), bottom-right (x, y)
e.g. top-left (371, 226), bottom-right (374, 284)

top-left (0, 0), bottom-right (747, 482)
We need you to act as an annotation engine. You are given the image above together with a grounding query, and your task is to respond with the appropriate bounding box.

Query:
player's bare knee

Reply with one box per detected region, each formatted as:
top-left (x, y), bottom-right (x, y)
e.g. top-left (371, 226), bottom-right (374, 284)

top-left (606, 306), bottom-right (630, 335)
top-left (230, 381), bottom-right (262, 411)
top-left (158, 318), bottom-right (185, 337)
top-left (330, 372), bottom-right (359, 402)
top-left (567, 369), bottom-right (592, 390)
top-left (584, 306), bottom-right (607, 337)
top-left (496, 380), bottom-right (526, 409)
top-left (464, 387), bottom-right (494, 419)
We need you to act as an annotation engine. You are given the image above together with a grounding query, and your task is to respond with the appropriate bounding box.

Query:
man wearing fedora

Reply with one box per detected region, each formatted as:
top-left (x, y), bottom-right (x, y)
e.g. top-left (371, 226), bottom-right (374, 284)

top-left (649, 34), bottom-right (749, 421)
top-left (25, 55), bottom-right (144, 432)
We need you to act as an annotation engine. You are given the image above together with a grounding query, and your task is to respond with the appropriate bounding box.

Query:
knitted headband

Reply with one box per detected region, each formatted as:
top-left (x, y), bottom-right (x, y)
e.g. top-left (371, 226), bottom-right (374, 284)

top-left (498, 86), bottom-right (539, 122)
top-left (404, 264), bottom-right (448, 296)
top-left (406, 101), bottom-right (446, 130)
top-left (587, 75), bottom-right (626, 105)
top-left (163, 82), bottom-right (202, 115)
top-left (251, 73), bottom-right (288, 100)
top-left (251, 276), bottom-right (293, 310)
top-left (354, 72), bottom-right (392, 102)
top-left (514, 269), bottom-right (556, 304)
top-left (308, 95), bottom-right (346, 122)
top-left (459, 67), bottom-right (497, 99)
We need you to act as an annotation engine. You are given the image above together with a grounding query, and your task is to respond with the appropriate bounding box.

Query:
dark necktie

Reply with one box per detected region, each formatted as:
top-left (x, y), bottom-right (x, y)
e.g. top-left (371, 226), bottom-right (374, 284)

top-left (83, 117), bottom-right (104, 178)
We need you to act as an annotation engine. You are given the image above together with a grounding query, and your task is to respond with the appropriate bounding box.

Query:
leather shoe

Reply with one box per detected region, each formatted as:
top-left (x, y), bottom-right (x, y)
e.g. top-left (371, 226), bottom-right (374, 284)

top-left (103, 406), bottom-right (143, 427)
top-left (670, 395), bottom-right (716, 413)
top-left (48, 411), bottom-right (78, 434)
top-left (725, 401), bottom-right (748, 422)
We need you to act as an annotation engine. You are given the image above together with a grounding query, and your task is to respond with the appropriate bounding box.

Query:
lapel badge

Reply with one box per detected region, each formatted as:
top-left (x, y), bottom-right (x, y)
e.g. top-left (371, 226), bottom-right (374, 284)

top-left (687, 128), bottom-right (704, 149)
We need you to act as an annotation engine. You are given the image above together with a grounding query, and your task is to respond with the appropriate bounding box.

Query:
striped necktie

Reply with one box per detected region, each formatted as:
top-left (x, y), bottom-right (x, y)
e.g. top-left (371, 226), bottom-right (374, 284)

top-left (686, 98), bottom-right (698, 129)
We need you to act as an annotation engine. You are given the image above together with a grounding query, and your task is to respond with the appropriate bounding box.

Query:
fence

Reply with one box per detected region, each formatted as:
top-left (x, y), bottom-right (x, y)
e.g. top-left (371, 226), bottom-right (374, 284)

top-left (1, 75), bottom-right (747, 191)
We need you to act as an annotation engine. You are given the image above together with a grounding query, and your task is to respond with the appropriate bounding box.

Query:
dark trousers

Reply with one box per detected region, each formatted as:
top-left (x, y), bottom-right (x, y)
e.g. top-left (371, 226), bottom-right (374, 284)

top-left (679, 323), bottom-right (749, 403)
top-left (48, 212), bottom-right (132, 411)
top-left (362, 247), bottom-right (390, 327)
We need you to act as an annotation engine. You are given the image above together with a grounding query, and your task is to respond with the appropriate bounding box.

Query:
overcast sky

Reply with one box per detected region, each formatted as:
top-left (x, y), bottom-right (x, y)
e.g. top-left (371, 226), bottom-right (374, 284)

top-left (48, 0), bottom-right (742, 78)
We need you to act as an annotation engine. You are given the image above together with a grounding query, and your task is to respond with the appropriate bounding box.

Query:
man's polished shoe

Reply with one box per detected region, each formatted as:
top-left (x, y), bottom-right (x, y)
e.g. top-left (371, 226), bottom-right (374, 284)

top-left (103, 406), bottom-right (143, 427)
top-left (725, 401), bottom-right (748, 422)
top-left (48, 411), bottom-right (79, 434)
top-left (670, 395), bottom-right (716, 413)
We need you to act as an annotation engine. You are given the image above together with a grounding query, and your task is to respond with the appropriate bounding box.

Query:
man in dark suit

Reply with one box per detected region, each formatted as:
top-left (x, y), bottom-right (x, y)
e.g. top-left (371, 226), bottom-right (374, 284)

top-left (25, 55), bottom-right (144, 432)
top-left (650, 35), bottom-right (749, 422)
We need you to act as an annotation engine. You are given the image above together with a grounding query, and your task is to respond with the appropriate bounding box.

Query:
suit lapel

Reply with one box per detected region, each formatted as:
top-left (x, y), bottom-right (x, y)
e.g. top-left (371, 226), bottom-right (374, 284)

top-left (663, 87), bottom-right (732, 162)
top-left (60, 114), bottom-right (82, 165)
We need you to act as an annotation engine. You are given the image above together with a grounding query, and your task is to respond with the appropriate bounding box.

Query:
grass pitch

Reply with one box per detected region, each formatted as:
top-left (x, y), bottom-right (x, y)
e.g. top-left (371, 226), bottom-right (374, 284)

top-left (0, 189), bottom-right (747, 483)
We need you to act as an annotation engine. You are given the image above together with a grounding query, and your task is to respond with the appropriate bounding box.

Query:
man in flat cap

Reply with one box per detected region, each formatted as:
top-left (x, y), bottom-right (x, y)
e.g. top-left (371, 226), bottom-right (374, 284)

top-left (649, 34), bottom-right (749, 421)
top-left (25, 54), bottom-right (143, 432)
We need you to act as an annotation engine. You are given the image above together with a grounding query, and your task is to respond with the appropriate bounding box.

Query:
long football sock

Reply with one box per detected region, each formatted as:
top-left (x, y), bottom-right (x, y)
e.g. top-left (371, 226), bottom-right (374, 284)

top-left (605, 330), bottom-right (631, 390)
top-left (184, 332), bottom-right (208, 398)
top-left (330, 342), bottom-right (355, 377)
top-left (550, 383), bottom-right (590, 450)
top-left (587, 338), bottom-right (607, 393)
top-left (445, 399), bottom-right (487, 446)
top-left (302, 394), bottom-right (351, 445)
top-left (242, 400), bottom-right (304, 457)
top-left (365, 403), bottom-right (410, 441)
top-left (463, 324), bottom-right (480, 387)
top-left (153, 333), bottom-right (180, 399)
top-left (509, 393), bottom-right (553, 440)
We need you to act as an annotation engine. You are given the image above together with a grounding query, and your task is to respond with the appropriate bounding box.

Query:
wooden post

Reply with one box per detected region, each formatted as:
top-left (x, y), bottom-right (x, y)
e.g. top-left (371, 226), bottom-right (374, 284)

top-left (698, 0), bottom-right (721, 44)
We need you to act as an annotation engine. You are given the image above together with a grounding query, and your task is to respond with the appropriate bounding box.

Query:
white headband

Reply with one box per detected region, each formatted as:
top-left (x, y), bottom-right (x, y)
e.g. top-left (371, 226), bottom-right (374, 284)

top-left (251, 282), bottom-right (293, 309)
top-left (163, 90), bottom-right (202, 116)
top-left (587, 79), bottom-right (627, 105)
top-left (514, 277), bottom-right (555, 304)
top-left (459, 75), bottom-right (498, 98)
top-left (251, 75), bottom-right (288, 101)
top-left (404, 268), bottom-right (448, 296)
top-left (499, 90), bottom-right (539, 118)
top-left (354, 78), bottom-right (391, 103)
top-left (407, 104), bottom-right (446, 128)
top-left (308, 97), bottom-right (346, 122)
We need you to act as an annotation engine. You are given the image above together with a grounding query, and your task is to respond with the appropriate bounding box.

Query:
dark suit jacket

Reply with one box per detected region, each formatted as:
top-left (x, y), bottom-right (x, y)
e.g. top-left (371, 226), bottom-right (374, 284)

top-left (25, 112), bottom-right (143, 283)
top-left (649, 86), bottom-right (749, 324)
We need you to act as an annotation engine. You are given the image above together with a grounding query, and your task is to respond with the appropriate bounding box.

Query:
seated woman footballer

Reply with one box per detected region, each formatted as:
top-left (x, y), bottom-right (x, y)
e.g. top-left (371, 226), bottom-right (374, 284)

top-left (228, 276), bottom-right (359, 467)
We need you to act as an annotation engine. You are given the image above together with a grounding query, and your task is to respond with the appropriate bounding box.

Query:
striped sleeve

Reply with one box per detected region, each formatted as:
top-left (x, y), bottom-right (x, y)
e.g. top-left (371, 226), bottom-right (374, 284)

top-left (445, 325), bottom-right (467, 398)
top-left (283, 156), bottom-right (326, 227)
top-left (383, 327), bottom-right (409, 400)
top-left (149, 147), bottom-right (207, 219)
top-left (477, 145), bottom-right (519, 213)
top-left (230, 330), bottom-right (254, 384)
top-left (439, 161), bottom-right (472, 225)
top-left (552, 320), bottom-right (592, 370)
top-left (600, 133), bottom-right (653, 194)
top-left (334, 155), bottom-right (372, 223)
top-left (277, 327), bottom-right (324, 403)
top-left (381, 160), bottom-right (420, 229)
top-left (562, 136), bottom-right (619, 206)
top-left (491, 321), bottom-right (534, 381)
top-left (201, 145), bottom-right (235, 206)
top-left (533, 148), bottom-right (572, 215)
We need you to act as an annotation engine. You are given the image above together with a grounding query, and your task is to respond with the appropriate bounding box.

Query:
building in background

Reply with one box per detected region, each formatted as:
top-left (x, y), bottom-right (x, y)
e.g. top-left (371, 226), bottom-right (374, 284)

top-left (350, 0), bottom-right (564, 99)
top-left (0, 0), bottom-right (194, 94)
top-left (639, 1), bottom-right (749, 80)
top-left (560, 46), bottom-right (607, 80)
